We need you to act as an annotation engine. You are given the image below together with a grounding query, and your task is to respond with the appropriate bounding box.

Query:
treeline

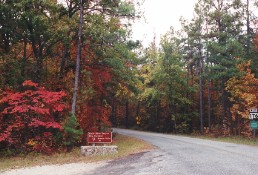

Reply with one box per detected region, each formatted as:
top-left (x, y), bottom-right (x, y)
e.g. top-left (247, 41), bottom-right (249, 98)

top-left (125, 0), bottom-right (258, 136)
top-left (0, 0), bottom-right (139, 154)
top-left (0, 0), bottom-right (258, 154)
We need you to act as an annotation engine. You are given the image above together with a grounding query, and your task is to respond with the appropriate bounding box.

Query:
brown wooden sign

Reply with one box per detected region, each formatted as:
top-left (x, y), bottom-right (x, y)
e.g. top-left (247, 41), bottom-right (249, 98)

top-left (87, 132), bottom-right (112, 144)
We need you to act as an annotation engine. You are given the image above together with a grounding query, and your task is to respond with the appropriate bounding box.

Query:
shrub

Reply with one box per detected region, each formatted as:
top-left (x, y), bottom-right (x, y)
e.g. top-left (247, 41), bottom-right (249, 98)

top-left (63, 114), bottom-right (83, 152)
top-left (0, 80), bottom-right (68, 154)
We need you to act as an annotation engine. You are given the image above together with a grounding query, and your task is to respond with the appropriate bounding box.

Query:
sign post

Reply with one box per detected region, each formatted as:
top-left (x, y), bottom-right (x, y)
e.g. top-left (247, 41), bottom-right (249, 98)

top-left (249, 108), bottom-right (258, 139)
top-left (81, 132), bottom-right (117, 156)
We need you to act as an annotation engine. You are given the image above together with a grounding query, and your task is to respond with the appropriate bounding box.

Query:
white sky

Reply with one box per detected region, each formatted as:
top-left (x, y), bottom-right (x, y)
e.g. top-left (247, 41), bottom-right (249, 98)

top-left (58, 0), bottom-right (198, 47)
top-left (131, 0), bottom-right (198, 47)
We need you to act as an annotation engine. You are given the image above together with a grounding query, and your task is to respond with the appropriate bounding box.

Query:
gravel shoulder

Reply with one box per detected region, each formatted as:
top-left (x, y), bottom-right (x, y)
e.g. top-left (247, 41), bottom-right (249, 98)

top-left (0, 161), bottom-right (108, 175)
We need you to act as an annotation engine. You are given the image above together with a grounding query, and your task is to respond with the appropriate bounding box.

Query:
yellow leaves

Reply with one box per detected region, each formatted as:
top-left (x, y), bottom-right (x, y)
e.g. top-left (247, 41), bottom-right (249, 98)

top-left (237, 60), bottom-right (251, 71)
top-left (27, 139), bottom-right (37, 146)
top-left (115, 83), bottom-right (130, 98)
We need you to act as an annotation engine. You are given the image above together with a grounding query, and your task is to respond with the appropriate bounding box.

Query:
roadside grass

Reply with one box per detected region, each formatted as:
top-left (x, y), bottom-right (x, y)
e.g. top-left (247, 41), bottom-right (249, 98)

top-left (189, 134), bottom-right (258, 146)
top-left (0, 134), bottom-right (154, 172)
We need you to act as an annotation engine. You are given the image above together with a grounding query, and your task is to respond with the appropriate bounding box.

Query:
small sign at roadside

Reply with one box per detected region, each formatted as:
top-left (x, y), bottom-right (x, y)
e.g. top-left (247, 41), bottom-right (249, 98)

top-left (249, 113), bottom-right (258, 120)
top-left (249, 108), bottom-right (258, 119)
top-left (250, 108), bottom-right (257, 113)
top-left (249, 108), bottom-right (258, 138)
top-left (87, 132), bottom-right (112, 144)
top-left (250, 121), bottom-right (258, 129)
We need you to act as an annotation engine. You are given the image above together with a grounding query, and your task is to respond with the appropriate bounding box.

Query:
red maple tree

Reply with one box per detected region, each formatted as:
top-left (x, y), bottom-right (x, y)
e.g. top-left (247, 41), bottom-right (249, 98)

top-left (0, 80), bottom-right (68, 153)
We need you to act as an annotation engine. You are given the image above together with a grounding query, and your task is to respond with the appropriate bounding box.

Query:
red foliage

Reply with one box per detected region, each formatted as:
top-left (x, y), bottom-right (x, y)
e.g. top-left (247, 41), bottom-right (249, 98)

top-left (78, 102), bottom-right (111, 133)
top-left (86, 66), bottom-right (112, 96)
top-left (76, 65), bottom-right (113, 136)
top-left (0, 80), bottom-right (68, 153)
top-left (67, 42), bottom-right (113, 138)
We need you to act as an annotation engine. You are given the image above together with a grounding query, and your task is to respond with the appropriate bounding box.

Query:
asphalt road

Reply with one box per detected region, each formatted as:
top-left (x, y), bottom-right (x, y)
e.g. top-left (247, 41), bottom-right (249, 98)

top-left (87, 128), bottom-right (258, 175)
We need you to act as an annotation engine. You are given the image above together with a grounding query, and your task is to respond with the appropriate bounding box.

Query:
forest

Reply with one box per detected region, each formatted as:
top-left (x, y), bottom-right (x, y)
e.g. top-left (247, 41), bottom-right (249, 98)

top-left (0, 0), bottom-right (258, 154)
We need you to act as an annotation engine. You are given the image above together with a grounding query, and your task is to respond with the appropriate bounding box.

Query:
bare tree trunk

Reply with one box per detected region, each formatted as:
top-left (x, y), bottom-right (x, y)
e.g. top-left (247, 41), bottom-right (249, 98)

top-left (125, 100), bottom-right (129, 128)
top-left (71, 0), bottom-right (84, 115)
top-left (221, 83), bottom-right (226, 122)
top-left (21, 36), bottom-right (27, 76)
top-left (34, 47), bottom-right (43, 83)
top-left (199, 58), bottom-right (204, 134)
top-left (237, 115), bottom-right (240, 136)
top-left (59, 44), bottom-right (68, 79)
top-left (156, 101), bottom-right (159, 131)
top-left (246, 0), bottom-right (250, 57)
top-left (111, 98), bottom-right (117, 126)
top-left (208, 79), bottom-right (211, 132)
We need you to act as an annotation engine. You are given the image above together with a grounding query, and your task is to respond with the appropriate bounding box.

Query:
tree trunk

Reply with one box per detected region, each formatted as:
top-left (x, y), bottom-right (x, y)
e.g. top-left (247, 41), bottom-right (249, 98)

top-left (208, 79), bottom-right (211, 132)
top-left (246, 0), bottom-right (250, 57)
top-left (2, 33), bottom-right (10, 53)
top-left (199, 58), bottom-right (204, 134)
top-left (125, 100), bottom-right (129, 128)
top-left (59, 44), bottom-right (69, 79)
top-left (156, 101), bottom-right (159, 132)
top-left (111, 98), bottom-right (117, 126)
top-left (34, 47), bottom-right (43, 83)
top-left (21, 36), bottom-right (27, 76)
top-left (71, 0), bottom-right (84, 115)
top-left (221, 79), bottom-right (228, 128)
top-left (237, 115), bottom-right (240, 136)
top-left (136, 101), bottom-right (140, 126)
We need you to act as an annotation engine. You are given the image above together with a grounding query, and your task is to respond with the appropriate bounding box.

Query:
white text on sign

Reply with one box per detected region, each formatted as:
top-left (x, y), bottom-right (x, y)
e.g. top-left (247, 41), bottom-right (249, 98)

top-left (249, 112), bottom-right (258, 119)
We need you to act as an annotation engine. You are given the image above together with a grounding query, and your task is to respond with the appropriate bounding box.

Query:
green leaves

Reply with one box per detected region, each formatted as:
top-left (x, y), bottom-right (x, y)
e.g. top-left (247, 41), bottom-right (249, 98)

top-left (118, 1), bottom-right (135, 16)
top-left (63, 114), bottom-right (83, 149)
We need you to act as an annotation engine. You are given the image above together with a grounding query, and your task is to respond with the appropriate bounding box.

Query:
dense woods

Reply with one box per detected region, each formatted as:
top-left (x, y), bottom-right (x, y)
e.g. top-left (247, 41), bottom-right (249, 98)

top-left (0, 0), bottom-right (258, 154)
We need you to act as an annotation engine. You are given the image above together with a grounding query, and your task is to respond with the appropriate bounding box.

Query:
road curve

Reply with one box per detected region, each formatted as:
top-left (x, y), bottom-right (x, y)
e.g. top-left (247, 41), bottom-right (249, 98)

top-left (88, 128), bottom-right (258, 175)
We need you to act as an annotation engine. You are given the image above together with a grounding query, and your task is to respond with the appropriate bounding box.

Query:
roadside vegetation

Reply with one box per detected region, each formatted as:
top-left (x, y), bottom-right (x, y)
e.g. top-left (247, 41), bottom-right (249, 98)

top-left (1, 0), bottom-right (258, 162)
top-left (0, 134), bottom-right (154, 172)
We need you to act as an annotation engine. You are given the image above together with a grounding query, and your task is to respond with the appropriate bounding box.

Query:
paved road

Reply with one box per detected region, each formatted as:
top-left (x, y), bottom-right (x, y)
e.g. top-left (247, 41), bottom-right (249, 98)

top-left (87, 128), bottom-right (258, 175)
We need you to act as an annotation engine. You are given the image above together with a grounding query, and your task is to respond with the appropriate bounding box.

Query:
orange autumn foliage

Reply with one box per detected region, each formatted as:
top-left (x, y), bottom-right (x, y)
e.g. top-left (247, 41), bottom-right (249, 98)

top-left (226, 61), bottom-right (258, 135)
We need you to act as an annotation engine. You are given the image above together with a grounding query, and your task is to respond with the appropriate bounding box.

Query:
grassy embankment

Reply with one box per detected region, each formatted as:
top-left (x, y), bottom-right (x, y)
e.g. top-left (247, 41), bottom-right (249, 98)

top-left (192, 134), bottom-right (258, 146)
top-left (0, 134), bottom-right (154, 172)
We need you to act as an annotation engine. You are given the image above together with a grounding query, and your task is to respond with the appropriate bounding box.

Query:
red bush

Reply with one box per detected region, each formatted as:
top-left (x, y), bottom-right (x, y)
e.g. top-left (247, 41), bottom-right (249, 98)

top-left (0, 80), bottom-right (68, 153)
